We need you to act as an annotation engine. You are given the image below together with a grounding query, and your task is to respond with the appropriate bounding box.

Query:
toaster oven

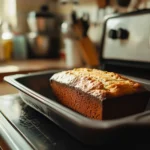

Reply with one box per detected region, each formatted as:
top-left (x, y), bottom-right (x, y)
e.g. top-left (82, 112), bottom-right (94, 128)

top-left (100, 9), bottom-right (150, 79)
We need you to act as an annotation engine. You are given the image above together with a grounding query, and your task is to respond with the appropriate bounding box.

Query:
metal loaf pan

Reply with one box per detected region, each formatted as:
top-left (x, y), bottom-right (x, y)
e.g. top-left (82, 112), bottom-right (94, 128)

top-left (4, 70), bottom-right (150, 145)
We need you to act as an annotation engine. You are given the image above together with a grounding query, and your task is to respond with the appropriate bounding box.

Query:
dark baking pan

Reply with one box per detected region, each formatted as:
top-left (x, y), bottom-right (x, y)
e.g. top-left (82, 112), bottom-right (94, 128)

top-left (4, 70), bottom-right (150, 145)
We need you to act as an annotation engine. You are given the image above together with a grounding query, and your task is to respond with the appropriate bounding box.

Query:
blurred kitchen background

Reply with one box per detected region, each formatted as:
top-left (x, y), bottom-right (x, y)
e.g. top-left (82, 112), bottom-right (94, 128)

top-left (0, 0), bottom-right (149, 63)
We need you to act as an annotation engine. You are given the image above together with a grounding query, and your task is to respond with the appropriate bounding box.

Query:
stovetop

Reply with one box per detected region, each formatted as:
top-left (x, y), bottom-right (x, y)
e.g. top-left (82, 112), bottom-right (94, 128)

top-left (0, 94), bottom-right (150, 150)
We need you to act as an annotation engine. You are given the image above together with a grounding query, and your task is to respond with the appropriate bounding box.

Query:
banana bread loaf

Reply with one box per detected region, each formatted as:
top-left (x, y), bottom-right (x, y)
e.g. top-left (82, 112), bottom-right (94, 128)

top-left (50, 68), bottom-right (150, 120)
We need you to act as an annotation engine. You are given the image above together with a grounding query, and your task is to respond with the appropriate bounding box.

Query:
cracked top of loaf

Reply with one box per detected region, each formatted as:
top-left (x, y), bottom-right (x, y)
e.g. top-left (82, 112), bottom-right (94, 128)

top-left (50, 68), bottom-right (146, 101)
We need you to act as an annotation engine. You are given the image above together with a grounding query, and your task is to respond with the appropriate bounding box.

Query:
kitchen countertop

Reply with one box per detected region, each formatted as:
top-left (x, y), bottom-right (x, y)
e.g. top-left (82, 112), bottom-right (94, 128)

top-left (0, 59), bottom-right (67, 79)
top-left (0, 82), bottom-right (18, 95)
top-left (0, 59), bottom-right (71, 95)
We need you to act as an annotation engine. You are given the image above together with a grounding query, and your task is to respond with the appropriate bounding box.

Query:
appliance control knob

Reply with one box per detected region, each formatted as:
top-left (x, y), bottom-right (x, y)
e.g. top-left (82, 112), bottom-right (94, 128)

top-left (117, 28), bottom-right (129, 39)
top-left (108, 29), bottom-right (118, 39)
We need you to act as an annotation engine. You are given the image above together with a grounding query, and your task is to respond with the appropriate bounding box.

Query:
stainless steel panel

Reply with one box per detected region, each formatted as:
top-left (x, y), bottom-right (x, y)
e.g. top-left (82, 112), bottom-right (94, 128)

top-left (103, 13), bottom-right (150, 62)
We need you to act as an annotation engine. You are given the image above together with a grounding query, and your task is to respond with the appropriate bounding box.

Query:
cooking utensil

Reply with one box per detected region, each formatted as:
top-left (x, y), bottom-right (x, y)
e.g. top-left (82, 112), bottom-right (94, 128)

top-left (71, 10), bottom-right (78, 24)
top-left (71, 11), bottom-right (84, 38)
top-left (78, 37), bottom-right (99, 67)
top-left (80, 12), bottom-right (90, 37)
top-left (4, 70), bottom-right (150, 145)
top-left (71, 11), bottom-right (99, 67)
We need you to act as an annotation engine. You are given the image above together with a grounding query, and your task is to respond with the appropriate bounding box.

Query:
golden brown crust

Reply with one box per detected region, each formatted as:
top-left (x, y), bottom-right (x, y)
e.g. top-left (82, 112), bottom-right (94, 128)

top-left (50, 68), bottom-right (145, 101)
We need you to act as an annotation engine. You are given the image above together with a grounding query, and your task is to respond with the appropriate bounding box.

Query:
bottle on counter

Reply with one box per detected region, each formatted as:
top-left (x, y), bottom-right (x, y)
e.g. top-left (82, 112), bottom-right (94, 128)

top-left (0, 37), bottom-right (4, 61)
top-left (1, 22), bottom-right (13, 61)
top-left (13, 33), bottom-right (28, 60)
top-left (0, 20), bottom-right (4, 61)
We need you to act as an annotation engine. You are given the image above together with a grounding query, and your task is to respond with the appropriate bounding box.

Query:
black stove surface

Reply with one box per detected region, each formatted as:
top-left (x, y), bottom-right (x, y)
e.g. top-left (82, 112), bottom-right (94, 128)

top-left (0, 94), bottom-right (150, 150)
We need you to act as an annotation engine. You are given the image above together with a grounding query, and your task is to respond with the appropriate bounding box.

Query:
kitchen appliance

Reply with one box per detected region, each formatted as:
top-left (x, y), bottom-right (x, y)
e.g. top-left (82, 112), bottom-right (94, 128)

top-left (27, 5), bottom-right (61, 59)
top-left (1, 9), bottom-right (150, 149)
top-left (100, 9), bottom-right (150, 79)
